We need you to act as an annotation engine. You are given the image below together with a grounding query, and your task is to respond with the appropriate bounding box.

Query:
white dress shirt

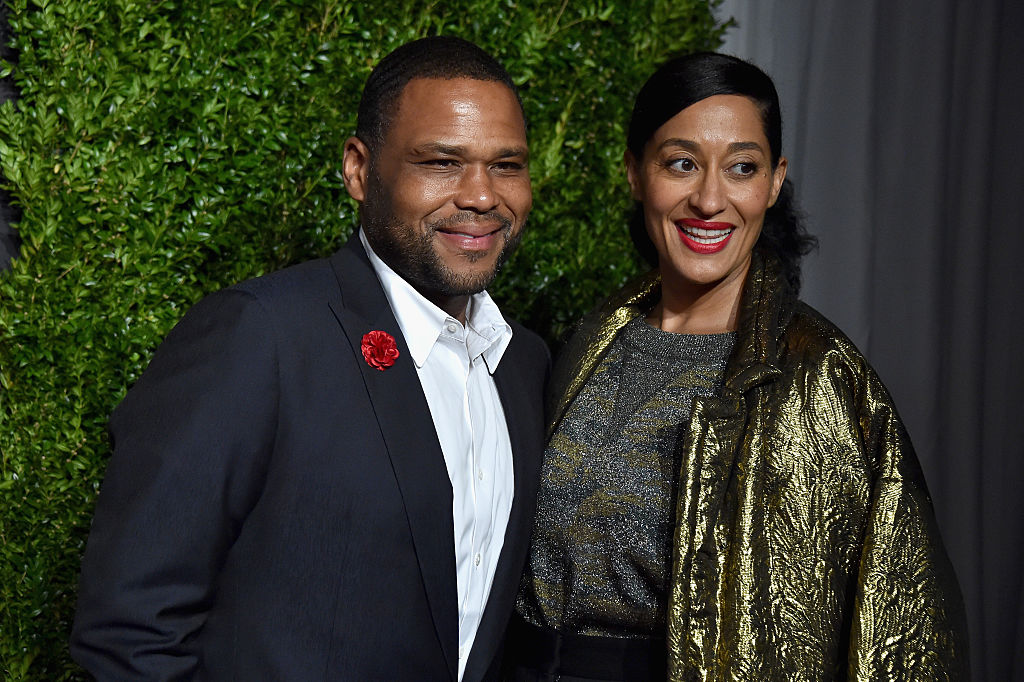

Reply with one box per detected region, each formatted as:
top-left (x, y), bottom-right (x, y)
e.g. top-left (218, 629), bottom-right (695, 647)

top-left (360, 230), bottom-right (514, 680)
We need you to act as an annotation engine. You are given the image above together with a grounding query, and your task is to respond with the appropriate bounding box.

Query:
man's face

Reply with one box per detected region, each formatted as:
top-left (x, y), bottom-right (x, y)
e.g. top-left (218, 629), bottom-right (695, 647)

top-left (343, 77), bottom-right (531, 307)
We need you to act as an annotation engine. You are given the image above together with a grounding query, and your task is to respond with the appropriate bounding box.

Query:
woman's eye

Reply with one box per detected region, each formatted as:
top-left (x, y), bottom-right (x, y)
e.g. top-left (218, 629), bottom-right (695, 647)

top-left (668, 158), bottom-right (696, 172)
top-left (730, 162), bottom-right (758, 176)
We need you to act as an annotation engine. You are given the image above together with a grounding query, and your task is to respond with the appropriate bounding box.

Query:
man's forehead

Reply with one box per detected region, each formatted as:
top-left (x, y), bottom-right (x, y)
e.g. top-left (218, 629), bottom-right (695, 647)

top-left (387, 77), bottom-right (527, 144)
top-left (396, 76), bottom-right (519, 108)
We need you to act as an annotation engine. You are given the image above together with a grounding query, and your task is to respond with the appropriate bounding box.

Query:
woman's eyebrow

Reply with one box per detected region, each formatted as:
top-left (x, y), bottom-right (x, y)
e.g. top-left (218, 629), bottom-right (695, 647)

top-left (656, 138), bottom-right (765, 155)
top-left (657, 137), bottom-right (699, 152)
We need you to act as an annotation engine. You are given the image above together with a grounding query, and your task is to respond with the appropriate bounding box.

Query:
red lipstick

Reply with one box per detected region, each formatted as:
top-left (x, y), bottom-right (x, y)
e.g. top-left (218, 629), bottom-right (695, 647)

top-left (676, 219), bottom-right (735, 254)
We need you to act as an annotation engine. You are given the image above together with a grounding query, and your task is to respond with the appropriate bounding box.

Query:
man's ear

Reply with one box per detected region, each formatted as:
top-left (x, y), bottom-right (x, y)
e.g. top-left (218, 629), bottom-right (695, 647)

top-left (342, 136), bottom-right (371, 203)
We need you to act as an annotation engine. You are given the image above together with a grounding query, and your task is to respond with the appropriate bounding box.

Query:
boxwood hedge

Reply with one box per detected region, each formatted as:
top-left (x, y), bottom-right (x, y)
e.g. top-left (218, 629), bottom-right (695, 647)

top-left (0, 0), bottom-right (725, 677)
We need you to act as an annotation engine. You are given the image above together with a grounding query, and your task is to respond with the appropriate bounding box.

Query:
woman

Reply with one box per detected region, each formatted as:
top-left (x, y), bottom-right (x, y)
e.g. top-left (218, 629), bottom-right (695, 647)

top-left (509, 53), bottom-right (968, 681)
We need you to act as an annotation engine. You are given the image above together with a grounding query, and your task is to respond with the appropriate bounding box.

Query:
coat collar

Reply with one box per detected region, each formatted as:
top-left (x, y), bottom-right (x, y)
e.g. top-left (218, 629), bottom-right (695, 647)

top-left (547, 249), bottom-right (796, 434)
top-left (722, 249), bottom-right (794, 395)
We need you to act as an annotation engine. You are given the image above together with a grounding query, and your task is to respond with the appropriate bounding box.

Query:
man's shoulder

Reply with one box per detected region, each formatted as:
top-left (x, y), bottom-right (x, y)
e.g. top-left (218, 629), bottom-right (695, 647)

top-left (166, 254), bottom-right (351, 345)
top-left (506, 318), bottom-right (549, 360)
top-left (499, 318), bottom-right (550, 391)
top-left (229, 255), bottom-right (338, 304)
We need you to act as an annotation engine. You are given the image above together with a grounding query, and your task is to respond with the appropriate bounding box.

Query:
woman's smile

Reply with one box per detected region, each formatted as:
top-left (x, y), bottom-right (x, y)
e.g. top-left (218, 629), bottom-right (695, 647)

top-left (676, 218), bottom-right (735, 253)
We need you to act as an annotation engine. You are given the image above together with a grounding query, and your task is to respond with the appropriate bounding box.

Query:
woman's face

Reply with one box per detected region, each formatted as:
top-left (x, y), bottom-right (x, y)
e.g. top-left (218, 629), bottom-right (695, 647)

top-left (626, 94), bottom-right (787, 294)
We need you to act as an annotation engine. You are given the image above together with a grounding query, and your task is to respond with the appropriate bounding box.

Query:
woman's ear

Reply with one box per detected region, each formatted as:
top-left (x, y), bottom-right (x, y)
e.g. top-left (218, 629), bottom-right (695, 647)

top-left (768, 156), bottom-right (788, 207)
top-left (624, 149), bottom-right (643, 200)
top-left (342, 136), bottom-right (371, 203)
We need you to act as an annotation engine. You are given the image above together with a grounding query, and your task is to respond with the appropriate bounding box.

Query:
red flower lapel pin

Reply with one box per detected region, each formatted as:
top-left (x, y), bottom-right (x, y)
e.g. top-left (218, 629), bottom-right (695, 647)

top-left (361, 330), bottom-right (400, 371)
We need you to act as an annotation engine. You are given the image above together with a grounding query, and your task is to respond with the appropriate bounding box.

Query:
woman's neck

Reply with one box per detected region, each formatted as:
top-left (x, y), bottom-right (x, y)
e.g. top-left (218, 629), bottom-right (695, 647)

top-left (649, 265), bottom-right (748, 334)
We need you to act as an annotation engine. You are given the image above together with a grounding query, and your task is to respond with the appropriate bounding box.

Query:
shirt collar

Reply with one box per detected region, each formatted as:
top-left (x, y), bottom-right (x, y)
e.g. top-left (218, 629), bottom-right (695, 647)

top-left (359, 228), bottom-right (513, 373)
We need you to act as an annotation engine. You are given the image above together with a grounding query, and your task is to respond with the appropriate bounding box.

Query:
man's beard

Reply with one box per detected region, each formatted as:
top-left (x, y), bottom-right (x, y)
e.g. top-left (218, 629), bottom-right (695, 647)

top-left (361, 184), bottom-right (524, 299)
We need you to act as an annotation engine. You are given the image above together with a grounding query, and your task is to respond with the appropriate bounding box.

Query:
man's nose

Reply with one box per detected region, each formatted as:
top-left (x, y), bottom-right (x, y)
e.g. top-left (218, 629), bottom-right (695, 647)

top-left (454, 166), bottom-right (499, 212)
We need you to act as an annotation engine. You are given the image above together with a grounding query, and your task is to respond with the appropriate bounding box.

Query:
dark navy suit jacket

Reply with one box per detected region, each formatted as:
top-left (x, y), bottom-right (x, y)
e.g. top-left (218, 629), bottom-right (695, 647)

top-left (70, 237), bottom-right (549, 681)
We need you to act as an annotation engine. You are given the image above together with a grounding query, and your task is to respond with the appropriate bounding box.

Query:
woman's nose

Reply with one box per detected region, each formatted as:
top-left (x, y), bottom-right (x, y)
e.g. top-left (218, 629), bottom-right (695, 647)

top-left (689, 171), bottom-right (726, 217)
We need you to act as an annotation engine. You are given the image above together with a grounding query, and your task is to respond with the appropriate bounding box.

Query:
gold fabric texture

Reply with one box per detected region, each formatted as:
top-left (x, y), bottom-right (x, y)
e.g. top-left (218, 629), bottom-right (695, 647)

top-left (545, 251), bottom-right (969, 681)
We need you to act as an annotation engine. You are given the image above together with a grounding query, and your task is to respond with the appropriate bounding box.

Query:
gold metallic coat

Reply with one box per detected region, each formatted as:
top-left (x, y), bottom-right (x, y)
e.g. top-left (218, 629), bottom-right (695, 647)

top-left (546, 251), bottom-right (969, 681)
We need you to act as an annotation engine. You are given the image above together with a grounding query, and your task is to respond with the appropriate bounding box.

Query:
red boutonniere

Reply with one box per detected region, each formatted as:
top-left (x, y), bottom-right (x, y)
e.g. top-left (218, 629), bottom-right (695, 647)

top-left (361, 330), bottom-right (400, 371)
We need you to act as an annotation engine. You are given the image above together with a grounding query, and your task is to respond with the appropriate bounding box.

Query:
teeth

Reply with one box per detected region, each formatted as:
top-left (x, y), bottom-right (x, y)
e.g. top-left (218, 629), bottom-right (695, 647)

top-left (681, 225), bottom-right (732, 244)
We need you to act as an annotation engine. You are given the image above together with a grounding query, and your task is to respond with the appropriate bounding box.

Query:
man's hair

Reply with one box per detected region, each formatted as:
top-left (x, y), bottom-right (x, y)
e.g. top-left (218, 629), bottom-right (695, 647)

top-left (355, 36), bottom-right (523, 155)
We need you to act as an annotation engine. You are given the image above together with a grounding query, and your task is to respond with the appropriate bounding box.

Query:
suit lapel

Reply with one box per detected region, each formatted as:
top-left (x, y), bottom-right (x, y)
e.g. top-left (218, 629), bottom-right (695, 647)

top-left (328, 240), bottom-right (459, 681)
top-left (462, 353), bottom-right (543, 682)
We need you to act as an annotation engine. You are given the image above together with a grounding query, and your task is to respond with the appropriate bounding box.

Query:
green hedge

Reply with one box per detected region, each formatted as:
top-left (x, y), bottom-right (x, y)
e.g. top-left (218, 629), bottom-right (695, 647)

top-left (0, 0), bottom-right (725, 677)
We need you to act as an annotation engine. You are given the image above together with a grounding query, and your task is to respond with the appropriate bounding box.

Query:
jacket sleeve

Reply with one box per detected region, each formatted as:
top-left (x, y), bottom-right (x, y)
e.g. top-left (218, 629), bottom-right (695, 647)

top-left (847, 369), bottom-right (970, 680)
top-left (70, 288), bottom-right (279, 681)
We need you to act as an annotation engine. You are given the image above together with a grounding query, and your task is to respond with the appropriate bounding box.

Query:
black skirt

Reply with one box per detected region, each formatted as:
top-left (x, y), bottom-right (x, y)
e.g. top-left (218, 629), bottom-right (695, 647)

top-left (504, 615), bottom-right (666, 682)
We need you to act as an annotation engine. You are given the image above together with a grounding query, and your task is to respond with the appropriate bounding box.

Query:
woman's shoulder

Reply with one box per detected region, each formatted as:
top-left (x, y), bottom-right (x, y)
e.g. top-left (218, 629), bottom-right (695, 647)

top-left (778, 300), bottom-right (904, 416)
top-left (579, 269), bottom-right (659, 329)
top-left (773, 301), bottom-right (891, 415)
top-left (782, 300), bottom-right (870, 373)
top-left (545, 272), bottom-right (659, 428)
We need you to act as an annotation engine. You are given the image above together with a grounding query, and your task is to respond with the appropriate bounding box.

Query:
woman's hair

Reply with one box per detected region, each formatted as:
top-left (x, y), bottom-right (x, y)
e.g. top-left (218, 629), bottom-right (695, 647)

top-left (626, 52), bottom-right (816, 293)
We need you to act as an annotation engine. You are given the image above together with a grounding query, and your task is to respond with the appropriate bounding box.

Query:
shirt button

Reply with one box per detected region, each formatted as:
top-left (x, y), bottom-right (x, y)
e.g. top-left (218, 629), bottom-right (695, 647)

top-left (446, 322), bottom-right (458, 334)
top-left (474, 553), bottom-right (482, 567)
top-left (477, 469), bottom-right (485, 481)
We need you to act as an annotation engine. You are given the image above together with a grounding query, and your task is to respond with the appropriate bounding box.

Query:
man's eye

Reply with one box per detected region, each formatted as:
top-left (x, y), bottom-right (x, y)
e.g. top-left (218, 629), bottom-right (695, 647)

top-left (422, 159), bottom-right (458, 168)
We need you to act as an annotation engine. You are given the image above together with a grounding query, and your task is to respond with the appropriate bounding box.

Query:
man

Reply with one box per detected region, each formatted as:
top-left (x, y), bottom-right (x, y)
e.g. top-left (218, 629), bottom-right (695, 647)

top-left (70, 36), bottom-right (548, 681)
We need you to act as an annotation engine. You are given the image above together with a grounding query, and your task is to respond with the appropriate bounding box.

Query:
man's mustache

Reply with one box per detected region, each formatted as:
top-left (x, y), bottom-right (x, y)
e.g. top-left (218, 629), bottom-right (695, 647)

top-left (429, 211), bottom-right (512, 232)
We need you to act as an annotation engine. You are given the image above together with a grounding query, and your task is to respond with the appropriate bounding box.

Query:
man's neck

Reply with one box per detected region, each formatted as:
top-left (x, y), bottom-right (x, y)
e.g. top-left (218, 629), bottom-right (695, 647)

top-left (426, 293), bottom-right (470, 324)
